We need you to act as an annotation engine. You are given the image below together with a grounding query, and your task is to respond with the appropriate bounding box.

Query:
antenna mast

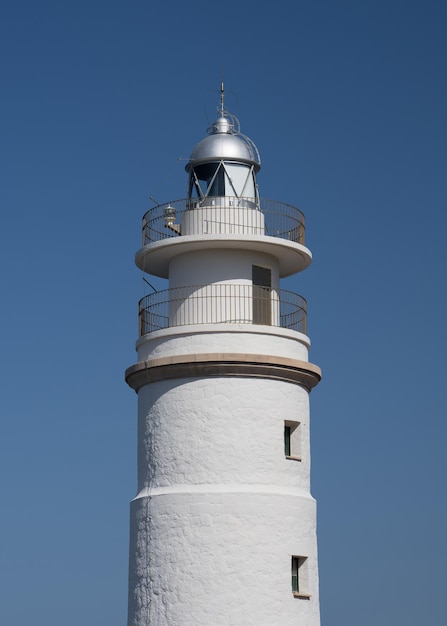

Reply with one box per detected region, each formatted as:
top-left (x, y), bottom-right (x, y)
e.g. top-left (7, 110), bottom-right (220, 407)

top-left (220, 78), bottom-right (225, 116)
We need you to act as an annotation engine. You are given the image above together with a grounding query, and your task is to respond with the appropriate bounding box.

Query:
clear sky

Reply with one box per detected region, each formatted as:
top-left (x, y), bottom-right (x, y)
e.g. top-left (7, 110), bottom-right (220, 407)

top-left (1, 1), bottom-right (446, 624)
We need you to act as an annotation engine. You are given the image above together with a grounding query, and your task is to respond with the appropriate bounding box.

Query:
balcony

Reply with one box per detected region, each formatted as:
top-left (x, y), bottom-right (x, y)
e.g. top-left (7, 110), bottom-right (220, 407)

top-left (138, 284), bottom-right (307, 337)
top-left (141, 198), bottom-right (305, 245)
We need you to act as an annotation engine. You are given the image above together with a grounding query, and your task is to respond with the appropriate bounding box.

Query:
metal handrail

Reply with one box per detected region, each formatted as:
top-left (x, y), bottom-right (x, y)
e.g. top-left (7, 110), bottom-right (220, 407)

top-left (141, 197), bottom-right (305, 245)
top-left (138, 284), bottom-right (307, 336)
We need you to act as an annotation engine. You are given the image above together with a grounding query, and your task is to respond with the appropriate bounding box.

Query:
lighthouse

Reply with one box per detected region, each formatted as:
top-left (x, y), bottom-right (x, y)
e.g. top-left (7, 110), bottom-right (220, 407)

top-left (125, 86), bottom-right (322, 626)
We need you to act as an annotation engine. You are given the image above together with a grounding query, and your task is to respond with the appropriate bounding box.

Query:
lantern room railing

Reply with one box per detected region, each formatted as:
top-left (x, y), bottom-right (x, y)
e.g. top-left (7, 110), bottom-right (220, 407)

top-left (138, 284), bottom-right (307, 336)
top-left (141, 198), bottom-right (305, 245)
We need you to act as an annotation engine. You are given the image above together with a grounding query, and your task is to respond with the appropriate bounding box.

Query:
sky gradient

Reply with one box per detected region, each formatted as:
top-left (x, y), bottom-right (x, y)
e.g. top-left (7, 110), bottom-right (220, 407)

top-left (1, 1), bottom-right (446, 624)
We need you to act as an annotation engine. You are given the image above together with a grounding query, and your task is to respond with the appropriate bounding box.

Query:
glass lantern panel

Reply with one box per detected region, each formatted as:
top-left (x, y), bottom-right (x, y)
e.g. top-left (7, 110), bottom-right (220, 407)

top-left (224, 163), bottom-right (255, 198)
top-left (189, 163), bottom-right (225, 197)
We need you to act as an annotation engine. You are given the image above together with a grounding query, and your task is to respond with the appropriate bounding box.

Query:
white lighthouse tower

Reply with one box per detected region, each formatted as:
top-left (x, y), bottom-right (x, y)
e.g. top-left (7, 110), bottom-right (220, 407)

top-left (125, 86), bottom-right (322, 626)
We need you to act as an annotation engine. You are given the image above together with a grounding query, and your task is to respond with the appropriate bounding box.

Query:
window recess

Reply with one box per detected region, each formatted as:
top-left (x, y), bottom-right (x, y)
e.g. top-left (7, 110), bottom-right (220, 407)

top-left (291, 556), bottom-right (310, 599)
top-left (284, 421), bottom-right (301, 461)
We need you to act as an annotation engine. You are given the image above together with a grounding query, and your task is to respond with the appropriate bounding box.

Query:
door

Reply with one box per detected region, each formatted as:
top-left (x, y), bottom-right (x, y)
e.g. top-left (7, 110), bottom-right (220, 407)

top-left (252, 265), bottom-right (271, 325)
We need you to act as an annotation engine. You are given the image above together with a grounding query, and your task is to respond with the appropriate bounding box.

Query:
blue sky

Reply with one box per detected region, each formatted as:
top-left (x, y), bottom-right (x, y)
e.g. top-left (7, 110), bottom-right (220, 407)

top-left (1, 1), bottom-right (446, 624)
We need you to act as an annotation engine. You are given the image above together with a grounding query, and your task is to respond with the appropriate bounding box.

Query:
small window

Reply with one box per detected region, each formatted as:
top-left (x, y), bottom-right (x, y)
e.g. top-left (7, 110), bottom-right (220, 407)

top-left (284, 421), bottom-right (301, 461)
top-left (291, 556), bottom-right (310, 598)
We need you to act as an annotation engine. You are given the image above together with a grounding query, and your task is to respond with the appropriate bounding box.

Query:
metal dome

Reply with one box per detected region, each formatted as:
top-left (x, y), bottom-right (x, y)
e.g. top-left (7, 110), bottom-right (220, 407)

top-left (186, 113), bottom-right (261, 172)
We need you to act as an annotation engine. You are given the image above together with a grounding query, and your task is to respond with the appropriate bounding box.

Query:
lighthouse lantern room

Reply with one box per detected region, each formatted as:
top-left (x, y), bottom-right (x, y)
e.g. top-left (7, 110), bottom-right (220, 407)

top-left (125, 85), bottom-right (322, 626)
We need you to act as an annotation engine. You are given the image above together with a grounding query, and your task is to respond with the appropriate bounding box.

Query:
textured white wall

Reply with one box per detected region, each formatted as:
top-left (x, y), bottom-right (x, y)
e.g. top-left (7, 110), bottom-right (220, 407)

top-left (128, 375), bottom-right (320, 626)
top-left (136, 376), bottom-right (311, 493)
top-left (129, 492), bottom-right (320, 626)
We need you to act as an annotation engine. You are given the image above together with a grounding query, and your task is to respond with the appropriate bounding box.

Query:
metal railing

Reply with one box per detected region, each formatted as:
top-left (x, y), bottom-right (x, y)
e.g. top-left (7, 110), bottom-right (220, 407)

top-left (141, 198), bottom-right (305, 245)
top-left (138, 284), bottom-right (307, 336)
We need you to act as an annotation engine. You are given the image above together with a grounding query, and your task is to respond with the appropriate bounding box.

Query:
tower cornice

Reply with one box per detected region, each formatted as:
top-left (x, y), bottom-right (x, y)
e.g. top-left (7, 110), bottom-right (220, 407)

top-left (125, 353), bottom-right (321, 392)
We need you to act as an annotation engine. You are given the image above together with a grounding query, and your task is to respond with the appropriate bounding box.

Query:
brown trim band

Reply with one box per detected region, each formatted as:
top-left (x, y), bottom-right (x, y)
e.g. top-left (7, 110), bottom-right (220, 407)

top-left (125, 353), bottom-right (321, 392)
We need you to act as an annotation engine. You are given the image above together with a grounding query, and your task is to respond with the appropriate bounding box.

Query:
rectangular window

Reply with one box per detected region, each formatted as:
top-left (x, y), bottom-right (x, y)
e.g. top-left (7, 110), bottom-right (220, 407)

top-left (291, 556), bottom-right (310, 598)
top-left (252, 265), bottom-right (271, 325)
top-left (291, 556), bottom-right (300, 592)
top-left (284, 425), bottom-right (291, 457)
top-left (284, 421), bottom-right (301, 461)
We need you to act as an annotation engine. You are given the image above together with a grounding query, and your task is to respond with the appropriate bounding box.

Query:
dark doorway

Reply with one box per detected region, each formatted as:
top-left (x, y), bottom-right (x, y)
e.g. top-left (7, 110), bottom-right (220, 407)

top-left (252, 265), bottom-right (271, 325)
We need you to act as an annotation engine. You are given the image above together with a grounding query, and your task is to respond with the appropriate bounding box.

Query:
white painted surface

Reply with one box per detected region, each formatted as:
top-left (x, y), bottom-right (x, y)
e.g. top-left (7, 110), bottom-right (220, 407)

top-left (181, 201), bottom-right (264, 235)
top-left (136, 325), bottom-right (310, 363)
top-left (135, 234), bottom-right (312, 278)
top-left (135, 377), bottom-right (311, 493)
top-left (169, 248), bottom-right (279, 290)
top-left (129, 492), bottom-right (320, 626)
top-left (128, 375), bottom-right (320, 626)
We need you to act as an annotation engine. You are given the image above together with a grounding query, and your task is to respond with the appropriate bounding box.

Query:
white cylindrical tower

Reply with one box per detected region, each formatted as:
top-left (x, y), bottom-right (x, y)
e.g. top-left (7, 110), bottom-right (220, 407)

top-left (126, 88), bottom-right (322, 626)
